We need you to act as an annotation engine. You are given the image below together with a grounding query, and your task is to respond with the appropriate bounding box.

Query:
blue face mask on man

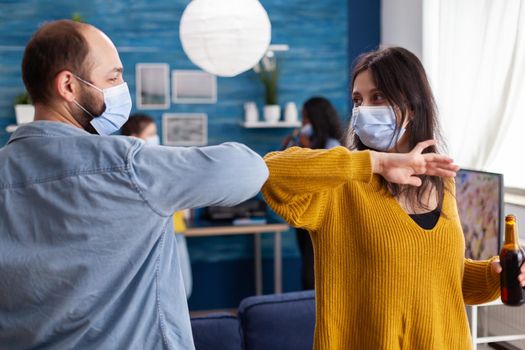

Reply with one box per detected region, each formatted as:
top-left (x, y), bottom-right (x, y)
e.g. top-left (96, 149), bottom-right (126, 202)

top-left (351, 105), bottom-right (405, 151)
top-left (73, 75), bottom-right (132, 135)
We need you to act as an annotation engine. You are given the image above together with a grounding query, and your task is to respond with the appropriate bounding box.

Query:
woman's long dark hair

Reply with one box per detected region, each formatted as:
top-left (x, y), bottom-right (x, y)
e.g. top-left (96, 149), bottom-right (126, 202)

top-left (348, 47), bottom-right (446, 212)
top-left (303, 97), bottom-right (343, 149)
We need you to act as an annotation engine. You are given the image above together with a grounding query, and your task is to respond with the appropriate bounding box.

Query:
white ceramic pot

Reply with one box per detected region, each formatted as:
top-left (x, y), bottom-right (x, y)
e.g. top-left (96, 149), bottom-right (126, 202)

top-left (244, 102), bottom-right (259, 124)
top-left (264, 105), bottom-right (281, 123)
top-left (15, 105), bottom-right (35, 125)
top-left (284, 102), bottom-right (298, 123)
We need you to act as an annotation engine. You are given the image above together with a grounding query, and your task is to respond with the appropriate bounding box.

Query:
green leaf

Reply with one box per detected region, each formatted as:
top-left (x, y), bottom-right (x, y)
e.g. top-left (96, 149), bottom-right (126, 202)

top-left (14, 92), bottom-right (31, 105)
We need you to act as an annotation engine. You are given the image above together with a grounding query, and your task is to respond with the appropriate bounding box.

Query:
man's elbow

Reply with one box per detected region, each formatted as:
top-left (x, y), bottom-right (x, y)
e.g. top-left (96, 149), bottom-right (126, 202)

top-left (237, 156), bottom-right (268, 200)
top-left (214, 143), bottom-right (268, 204)
top-left (255, 157), bottom-right (269, 187)
top-left (227, 142), bottom-right (269, 186)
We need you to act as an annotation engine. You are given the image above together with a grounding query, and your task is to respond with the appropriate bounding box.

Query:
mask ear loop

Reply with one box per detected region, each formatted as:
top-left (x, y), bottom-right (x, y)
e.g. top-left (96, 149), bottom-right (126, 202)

top-left (71, 74), bottom-right (105, 119)
top-left (387, 105), bottom-right (405, 151)
top-left (73, 75), bottom-right (103, 93)
top-left (351, 106), bottom-right (359, 129)
top-left (72, 99), bottom-right (95, 118)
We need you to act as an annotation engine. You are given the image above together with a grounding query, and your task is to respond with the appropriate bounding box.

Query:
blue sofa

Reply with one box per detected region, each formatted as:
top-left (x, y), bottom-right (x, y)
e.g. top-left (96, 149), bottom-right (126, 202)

top-left (191, 290), bottom-right (316, 350)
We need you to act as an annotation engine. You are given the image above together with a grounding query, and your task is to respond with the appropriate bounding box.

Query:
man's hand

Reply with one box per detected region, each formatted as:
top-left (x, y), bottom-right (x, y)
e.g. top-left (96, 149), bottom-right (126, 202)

top-left (371, 140), bottom-right (459, 186)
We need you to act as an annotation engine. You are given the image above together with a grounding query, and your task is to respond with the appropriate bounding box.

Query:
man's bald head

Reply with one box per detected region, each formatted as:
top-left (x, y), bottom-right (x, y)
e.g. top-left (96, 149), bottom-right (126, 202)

top-left (21, 20), bottom-right (126, 133)
top-left (22, 20), bottom-right (96, 105)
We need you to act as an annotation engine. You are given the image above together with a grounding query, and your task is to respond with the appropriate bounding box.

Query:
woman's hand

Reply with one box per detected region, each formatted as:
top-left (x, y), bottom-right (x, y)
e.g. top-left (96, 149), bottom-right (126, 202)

top-left (299, 134), bottom-right (311, 148)
top-left (371, 140), bottom-right (459, 186)
top-left (491, 259), bottom-right (525, 287)
top-left (281, 129), bottom-right (301, 148)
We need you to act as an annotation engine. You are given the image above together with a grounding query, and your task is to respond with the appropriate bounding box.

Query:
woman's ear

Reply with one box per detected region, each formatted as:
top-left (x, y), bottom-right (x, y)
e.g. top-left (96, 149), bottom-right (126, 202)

top-left (400, 106), bottom-right (414, 129)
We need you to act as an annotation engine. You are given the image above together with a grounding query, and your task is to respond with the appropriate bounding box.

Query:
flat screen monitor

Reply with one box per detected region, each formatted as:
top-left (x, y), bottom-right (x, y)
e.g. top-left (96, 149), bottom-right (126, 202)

top-left (455, 169), bottom-right (504, 260)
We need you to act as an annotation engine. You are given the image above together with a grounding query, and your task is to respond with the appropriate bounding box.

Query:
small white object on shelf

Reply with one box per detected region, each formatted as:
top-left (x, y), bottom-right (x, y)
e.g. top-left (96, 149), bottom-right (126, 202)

top-left (263, 105), bottom-right (281, 123)
top-left (244, 102), bottom-right (259, 123)
top-left (6, 125), bottom-right (18, 133)
top-left (15, 105), bottom-right (34, 124)
top-left (241, 120), bottom-right (301, 128)
top-left (284, 102), bottom-right (298, 123)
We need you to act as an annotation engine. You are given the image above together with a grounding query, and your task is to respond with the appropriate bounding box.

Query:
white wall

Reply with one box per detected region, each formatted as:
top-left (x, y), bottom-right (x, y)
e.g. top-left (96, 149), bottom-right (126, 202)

top-left (505, 203), bottom-right (525, 242)
top-left (380, 0), bottom-right (423, 59)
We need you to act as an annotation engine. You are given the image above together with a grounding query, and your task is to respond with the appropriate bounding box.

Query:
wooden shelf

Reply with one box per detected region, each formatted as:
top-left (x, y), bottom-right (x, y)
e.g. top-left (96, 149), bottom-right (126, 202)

top-left (241, 121), bottom-right (301, 129)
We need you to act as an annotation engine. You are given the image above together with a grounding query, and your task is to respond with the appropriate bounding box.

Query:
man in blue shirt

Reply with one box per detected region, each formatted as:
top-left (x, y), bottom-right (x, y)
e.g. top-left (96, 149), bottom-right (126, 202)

top-left (0, 20), bottom-right (268, 349)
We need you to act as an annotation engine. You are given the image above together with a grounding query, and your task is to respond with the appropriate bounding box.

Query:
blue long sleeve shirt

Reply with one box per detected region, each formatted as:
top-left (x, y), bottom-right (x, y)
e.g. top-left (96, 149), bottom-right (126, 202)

top-left (0, 121), bottom-right (268, 349)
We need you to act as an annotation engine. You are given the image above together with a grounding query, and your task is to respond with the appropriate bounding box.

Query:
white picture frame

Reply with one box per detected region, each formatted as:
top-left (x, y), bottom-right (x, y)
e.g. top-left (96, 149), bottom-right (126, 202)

top-left (136, 63), bottom-right (170, 109)
top-left (162, 113), bottom-right (208, 146)
top-left (172, 70), bottom-right (217, 104)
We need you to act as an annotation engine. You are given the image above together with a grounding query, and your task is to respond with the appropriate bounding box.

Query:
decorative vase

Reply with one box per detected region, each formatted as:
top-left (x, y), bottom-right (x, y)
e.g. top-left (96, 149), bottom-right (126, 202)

top-left (264, 105), bottom-right (281, 123)
top-left (244, 102), bottom-right (259, 124)
top-left (284, 102), bottom-right (298, 123)
top-left (15, 105), bottom-right (35, 125)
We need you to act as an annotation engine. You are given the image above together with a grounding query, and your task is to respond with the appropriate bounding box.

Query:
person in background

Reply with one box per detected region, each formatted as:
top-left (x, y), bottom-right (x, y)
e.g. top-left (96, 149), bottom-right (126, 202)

top-left (281, 97), bottom-right (343, 290)
top-left (122, 114), bottom-right (193, 299)
top-left (0, 20), bottom-right (268, 349)
top-left (121, 113), bottom-right (159, 145)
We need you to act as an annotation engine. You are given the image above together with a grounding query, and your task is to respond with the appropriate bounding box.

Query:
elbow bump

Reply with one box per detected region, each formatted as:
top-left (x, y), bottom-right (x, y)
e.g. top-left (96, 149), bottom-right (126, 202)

top-left (259, 161), bottom-right (270, 183)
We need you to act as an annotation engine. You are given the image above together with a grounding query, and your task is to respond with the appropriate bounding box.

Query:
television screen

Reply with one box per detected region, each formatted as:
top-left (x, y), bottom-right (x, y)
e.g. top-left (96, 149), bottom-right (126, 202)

top-left (455, 169), bottom-right (504, 260)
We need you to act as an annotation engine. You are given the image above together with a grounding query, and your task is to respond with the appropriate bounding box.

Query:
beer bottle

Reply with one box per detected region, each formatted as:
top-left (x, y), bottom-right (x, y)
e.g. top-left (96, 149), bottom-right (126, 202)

top-left (500, 214), bottom-right (525, 306)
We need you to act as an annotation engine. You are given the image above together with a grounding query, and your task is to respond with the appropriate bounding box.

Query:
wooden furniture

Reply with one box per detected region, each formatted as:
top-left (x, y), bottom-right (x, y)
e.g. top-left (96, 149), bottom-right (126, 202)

top-left (184, 222), bottom-right (290, 295)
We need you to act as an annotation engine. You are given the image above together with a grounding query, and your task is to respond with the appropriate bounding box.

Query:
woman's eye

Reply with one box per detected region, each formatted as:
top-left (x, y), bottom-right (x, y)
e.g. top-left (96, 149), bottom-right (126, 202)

top-left (352, 98), bottom-right (362, 106)
top-left (373, 94), bottom-right (384, 101)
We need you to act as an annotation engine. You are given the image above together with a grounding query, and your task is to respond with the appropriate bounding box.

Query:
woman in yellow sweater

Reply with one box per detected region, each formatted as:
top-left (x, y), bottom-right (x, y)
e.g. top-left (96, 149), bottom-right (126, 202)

top-left (262, 47), bottom-right (525, 349)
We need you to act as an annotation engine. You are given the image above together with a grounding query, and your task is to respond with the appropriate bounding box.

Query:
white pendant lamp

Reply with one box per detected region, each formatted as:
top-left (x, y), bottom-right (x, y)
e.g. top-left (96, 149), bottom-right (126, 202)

top-left (179, 0), bottom-right (272, 77)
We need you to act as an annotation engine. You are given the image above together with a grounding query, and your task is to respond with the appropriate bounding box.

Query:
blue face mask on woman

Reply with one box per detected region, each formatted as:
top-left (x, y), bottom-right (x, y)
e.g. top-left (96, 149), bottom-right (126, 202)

top-left (73, 75), bottom-right (132, 135)
top-left (351, 105), bottom-right (405, 151)
top-left (300, 123), bottom-right (313, 137)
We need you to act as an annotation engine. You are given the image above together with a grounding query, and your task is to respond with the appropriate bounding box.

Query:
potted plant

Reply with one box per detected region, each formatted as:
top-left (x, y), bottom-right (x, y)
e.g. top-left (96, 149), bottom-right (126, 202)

top-left (254, 51), bottom-right (280, 123)
top-left (71, 12), bottom-right (85, 23)
top-left (14, 92), bottom-right (34, 125)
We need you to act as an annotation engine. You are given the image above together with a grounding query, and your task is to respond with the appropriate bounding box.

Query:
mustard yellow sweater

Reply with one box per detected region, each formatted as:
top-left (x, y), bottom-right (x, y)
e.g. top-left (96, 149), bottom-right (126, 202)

top-left (262, 147), bottom-right (501, 350)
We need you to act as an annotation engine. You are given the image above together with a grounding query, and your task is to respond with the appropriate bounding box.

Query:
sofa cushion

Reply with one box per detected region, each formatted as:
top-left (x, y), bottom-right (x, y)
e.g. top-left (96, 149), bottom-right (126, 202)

top-left (191, 313), bottom-right (243, 350)
top-left (238, 290), bottom-right (315, 350)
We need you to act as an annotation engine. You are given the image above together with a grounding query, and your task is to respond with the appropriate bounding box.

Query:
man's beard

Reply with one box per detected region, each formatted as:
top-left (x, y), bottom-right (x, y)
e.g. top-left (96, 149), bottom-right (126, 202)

top-left (73, 85), bottom-right (106, 134)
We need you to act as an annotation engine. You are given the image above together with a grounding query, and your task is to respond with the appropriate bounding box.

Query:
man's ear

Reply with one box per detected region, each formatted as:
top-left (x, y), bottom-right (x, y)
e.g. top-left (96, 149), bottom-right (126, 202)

top-left (54, 71), bottom-right (78, 102)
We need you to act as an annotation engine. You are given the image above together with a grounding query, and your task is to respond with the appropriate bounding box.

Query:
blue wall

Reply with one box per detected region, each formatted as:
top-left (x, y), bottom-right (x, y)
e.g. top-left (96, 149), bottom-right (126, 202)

top-left (0, 0), bottom-right (379, 310)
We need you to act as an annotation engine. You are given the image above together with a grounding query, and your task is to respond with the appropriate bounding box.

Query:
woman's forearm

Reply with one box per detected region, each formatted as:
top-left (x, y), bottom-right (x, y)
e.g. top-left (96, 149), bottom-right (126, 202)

top-left (264, 146), bottom-right (373, 195)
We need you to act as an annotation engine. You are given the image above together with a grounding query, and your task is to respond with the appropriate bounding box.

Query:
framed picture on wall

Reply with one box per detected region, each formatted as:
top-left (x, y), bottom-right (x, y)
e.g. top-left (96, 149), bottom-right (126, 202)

top-left (162, 113), bottom-right (208, 146)
top-left (172, 70), bottom-right (217, 104)
top-left (136, 63), bottom-right (170, 109)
